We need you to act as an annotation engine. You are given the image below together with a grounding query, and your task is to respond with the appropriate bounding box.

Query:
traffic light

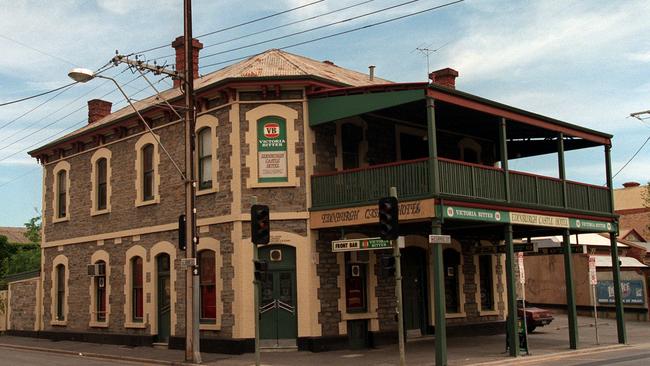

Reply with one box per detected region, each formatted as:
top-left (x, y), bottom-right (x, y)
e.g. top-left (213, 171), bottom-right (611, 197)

top-left (251, 204), bottom-right (270, 245)
top-left (253, 259), bottom-right (268, 282)
top-left (381, 255), bottom-right (396, 277)
top-left (378, 196), bottom-right (399, 240)
top-left (178, 214), bottom-right (186, 251)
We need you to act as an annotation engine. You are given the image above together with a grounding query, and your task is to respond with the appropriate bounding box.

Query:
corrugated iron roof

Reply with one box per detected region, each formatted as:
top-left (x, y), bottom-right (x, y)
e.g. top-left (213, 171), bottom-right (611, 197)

top-left (30, 49), bottom-right (391, 154)
top-left (0, 227), bottom-right (29, 244)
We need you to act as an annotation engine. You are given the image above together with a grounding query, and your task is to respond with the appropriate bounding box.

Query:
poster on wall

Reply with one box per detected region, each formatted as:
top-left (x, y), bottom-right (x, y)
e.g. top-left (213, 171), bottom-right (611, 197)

top-left (596, 280), bottom-right (645, 305)
top-left (257, 116), bottom-right (288, 183)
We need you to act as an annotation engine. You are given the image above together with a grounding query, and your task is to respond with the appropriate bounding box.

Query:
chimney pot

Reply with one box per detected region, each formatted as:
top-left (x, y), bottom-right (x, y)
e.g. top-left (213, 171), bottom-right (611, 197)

top-left (172, 36), bottom-right (204, 88)
top-left (87, 99), bottom-right (112, 124)
top-left (429, 67), bottom-right (459, 89)
top-left (622, 182), bottom-right (641, 188)
top-left (369, 65), bottom-right (376, 81)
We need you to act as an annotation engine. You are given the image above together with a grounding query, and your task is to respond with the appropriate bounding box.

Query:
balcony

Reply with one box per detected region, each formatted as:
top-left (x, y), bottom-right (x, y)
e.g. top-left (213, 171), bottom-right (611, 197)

top-left (311, 158), bottom-right (611, 215)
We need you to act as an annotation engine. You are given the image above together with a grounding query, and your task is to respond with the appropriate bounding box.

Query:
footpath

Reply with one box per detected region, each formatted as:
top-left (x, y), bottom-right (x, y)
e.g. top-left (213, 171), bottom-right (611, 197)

top-left (0, 314), bottom-right (648, 365)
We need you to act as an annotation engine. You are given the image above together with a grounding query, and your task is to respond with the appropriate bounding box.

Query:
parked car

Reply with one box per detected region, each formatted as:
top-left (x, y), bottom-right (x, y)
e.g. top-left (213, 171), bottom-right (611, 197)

top-left (517, 300), bottom-right (554, 333)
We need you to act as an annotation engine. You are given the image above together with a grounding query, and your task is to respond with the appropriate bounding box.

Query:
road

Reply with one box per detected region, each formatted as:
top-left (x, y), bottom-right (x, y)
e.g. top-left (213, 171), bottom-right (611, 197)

top-left (524, 345), bottom-right (650, 366)
top-left (0, 346), bottom-right (148, 366)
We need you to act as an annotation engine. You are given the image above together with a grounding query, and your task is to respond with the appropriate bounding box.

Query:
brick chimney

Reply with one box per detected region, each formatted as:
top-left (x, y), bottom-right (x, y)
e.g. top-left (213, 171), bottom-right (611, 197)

top-left (429, 68), bottom-right (459, 89)
top-left (87, 99), bottom-right (112, 124)
top-left (172, 36), bottom-right (204, 88)
top-left (623, 182), bottom-right (640, 188)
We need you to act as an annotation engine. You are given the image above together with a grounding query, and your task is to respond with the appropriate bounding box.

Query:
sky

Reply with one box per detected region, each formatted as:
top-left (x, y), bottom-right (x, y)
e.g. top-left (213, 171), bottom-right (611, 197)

top-left (0, 0), bottom-right (649, 227)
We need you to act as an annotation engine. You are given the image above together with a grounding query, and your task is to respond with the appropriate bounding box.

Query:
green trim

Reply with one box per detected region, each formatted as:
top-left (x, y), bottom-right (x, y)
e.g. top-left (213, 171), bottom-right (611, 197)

top-left (308, 89), bottom-right (425, 126)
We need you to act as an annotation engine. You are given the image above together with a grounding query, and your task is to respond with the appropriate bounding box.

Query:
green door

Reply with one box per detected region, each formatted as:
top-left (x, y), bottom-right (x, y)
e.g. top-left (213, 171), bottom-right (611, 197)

top-left (401, 247), bottom-right (428, 335)
top-left (157, 254), bottom-right (171, 343)
top-left (259, 245), bottom-right (297, 345)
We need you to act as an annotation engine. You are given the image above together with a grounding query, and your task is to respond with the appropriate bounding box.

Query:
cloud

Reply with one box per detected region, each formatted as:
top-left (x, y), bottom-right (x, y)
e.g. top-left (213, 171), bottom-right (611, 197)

top-left (626, 51), bottom-right (650, 63)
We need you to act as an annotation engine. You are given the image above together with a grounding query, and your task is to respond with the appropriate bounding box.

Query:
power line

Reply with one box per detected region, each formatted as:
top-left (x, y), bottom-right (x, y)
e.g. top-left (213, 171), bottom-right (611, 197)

top-left (612, 134), bottom-right (650, 180)
top-left (199, 0), bottom-right (422, 60)
top-left (0, 167), bottom-right (40, 190)
top-left (129, 0), bottom-right (326, 55)
top-left (0, 83), bottom-right (75, 132)
top-left (0, 82), bottom-right (78, 107)
top-left (202, 0), bottom-right (465, 70)
top-left (152, 0), bottom-right (376, 61)
top-left (0, 33), bottom-right (78, 67)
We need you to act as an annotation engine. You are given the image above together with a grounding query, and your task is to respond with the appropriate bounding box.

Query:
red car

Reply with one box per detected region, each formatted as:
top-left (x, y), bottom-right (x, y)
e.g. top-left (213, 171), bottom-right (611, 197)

top-left (517, 300), bottom-right (554, 333)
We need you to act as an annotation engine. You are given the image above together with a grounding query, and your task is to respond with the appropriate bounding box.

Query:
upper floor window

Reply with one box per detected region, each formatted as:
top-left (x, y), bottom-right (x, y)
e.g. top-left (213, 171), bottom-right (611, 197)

top-left (341, 123), bottom-right (363, 170)
top-left (96, 158), bottom-right (107, 210)
top-left (57, 170), bottom-right (67, 218)
top-left (134, 134), bottom-right (160, 206)
top-left (198, 128), bottom-right (213, 190)
top-left (142, 144), bottom-right (154, 201)
top-left (56, 263), bottom-right (65, 321)
top-left (199, 250), bottom-right (216, 321)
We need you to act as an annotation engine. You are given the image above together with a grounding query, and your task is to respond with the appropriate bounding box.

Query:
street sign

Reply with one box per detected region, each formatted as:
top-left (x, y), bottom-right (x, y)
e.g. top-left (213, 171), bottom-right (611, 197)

top-left (588, 256), bottom-right (597, 285)
top-left (428, 234), bottom-right (451, 244)
top-left (332, 237), bottom-right (392, 252)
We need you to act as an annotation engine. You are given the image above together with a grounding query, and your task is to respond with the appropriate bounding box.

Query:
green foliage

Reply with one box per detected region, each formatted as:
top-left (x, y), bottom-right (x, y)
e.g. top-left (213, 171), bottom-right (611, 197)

top-left (24, 215), bottom-right (42, 244)
top-left (5, 249), bottom-right (40, 276)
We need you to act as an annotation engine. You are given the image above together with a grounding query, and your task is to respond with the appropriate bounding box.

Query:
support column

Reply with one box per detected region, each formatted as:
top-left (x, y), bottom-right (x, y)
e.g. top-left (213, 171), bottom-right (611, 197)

top-left (504, 224), bottom-right (519, 357)
top-left (558, 133), bottom-right (568, 208)
top-left (432, 219), bottom-right (447, 366)
top-left (426, 97), bottom-right (440, 196)
top-left (605, 145), bottom-right (627, 343)
top-left (499, 118), bottom-right (510, 202)
top-left (562, 229), bottom-right (579, 349)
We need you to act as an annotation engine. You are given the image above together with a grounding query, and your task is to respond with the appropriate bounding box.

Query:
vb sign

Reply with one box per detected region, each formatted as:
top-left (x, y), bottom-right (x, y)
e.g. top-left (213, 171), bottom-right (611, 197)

top-left (257, 117), bottom-right (288, 183)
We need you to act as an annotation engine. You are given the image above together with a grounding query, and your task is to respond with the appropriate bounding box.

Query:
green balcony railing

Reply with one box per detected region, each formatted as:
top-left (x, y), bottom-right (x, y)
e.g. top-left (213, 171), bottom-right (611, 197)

top-left (311, 158), bottom-right (612, 216)
top-left (311, 158), bottom-right (430, 209)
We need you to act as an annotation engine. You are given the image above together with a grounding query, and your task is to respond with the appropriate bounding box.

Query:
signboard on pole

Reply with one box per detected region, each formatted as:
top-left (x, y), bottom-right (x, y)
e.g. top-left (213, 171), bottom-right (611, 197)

top-left (332, 237), bottom-right (392, 252)
top-left (518, 252), bottom-right (525, 284)
top-left (588, 256), bottom-right (597, 285)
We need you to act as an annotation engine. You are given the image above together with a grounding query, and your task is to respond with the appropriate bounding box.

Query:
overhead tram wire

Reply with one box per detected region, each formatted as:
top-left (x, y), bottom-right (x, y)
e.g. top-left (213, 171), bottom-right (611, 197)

top-left (611, 134), bottom-right (650, 180)
top-left (151, 0), bottom-right (377, 61)
top-left (199, 0), bottom-right (423, 60)
top-left (128, 0), bottom-right (326, 56)
top-left (201, 0), bottom-right (465, 70)
top-left (0, 72), bottom-right (172, 164)
top-left (0, 69), bottom-right (150, 160)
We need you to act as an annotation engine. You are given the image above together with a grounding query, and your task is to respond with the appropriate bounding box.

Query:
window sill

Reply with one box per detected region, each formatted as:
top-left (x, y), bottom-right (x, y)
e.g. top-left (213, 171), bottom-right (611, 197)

top-left (479, 310), bottom-right (499, 316)
top-left (199, 322), bottom-right (220, 331)
top-left (135, 197), bottom-right (160, 207)
top-left (89, 321), bottom-right (108, 328)
top-left (91, 208), bottom-right (111, 217)
top-left (125, 321), bottom-right (147, 329)
top-left (249, 180), bottom-right (299, 189)
top-left (52, 216), bottom-right (69, 224)
top-left (50, 320), bottom-right (67, 326)
top-left (196, 188), bottom-right (217, 197)
top-left (341, 312), bottom-right (377, 321)
top-left (445, 312), bottom-right (466, 319)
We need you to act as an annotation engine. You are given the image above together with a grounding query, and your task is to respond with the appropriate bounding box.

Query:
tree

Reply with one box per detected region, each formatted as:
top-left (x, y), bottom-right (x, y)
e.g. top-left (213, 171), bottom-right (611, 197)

top-left (24, 215), bottom-right (42, 244)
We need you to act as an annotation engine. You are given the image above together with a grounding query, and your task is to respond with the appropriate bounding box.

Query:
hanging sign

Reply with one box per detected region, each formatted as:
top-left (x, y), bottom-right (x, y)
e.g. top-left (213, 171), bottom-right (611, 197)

top-left (517, 252), bottom-right (525, 284)
top-left (332, 237), bottom-right (392, 252)
top-left (588, 256), bottom-right (597, 285)
top-left (257, 116), bottom-right (288, 183)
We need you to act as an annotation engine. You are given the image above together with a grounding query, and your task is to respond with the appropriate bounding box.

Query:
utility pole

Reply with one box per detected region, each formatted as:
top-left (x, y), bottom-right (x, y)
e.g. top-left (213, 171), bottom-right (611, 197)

top-left (183, 0), bottom-right (201, 363)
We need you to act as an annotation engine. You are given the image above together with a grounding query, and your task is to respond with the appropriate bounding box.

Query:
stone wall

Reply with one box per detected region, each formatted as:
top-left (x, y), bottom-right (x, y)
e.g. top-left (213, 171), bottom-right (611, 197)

top-left (8, 277), bottom-right (39, 331)
top-left (315, 231), bottom-right (340, 336)
top-left (0, 290), bottom-right (7, 331)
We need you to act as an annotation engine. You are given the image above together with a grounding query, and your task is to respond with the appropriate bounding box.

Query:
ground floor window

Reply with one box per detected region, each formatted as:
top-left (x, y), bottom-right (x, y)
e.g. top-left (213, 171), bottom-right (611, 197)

top-left (199, 250), bottom-right (216, 321)
top-left (478, 255), bottom-right (494, 311)
top-left (56, 264), bottom-right (65, 321)
top-left (443, 248), bottom-right (461, 313)
top-left (132, 256), bottom-right (144, 322)
top-left (95, 260), bottom-right (107, 322)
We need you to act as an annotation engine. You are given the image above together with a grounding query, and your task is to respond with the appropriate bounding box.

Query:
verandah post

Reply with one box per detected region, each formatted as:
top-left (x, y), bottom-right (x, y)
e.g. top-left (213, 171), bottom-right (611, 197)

top-left (504, 224), bottom-right (520, 356)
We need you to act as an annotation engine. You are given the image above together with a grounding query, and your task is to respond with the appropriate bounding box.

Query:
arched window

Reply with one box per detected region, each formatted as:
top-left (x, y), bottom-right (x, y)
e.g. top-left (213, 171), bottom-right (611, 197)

top-left (94, 260), bottom-right (107, 322)
top-left (131, 256), bottom-right (144, 322)
top-left (56, 264), bottom-right (65, 321)
top-left (142, 144), bottom-right (154, 201)
top-left (57, 170), bottom-right (67, 218)
top-left (197, 128), bottom-right (212, 189)
top-left (198, 250), bottom-right (216, 321)
top-left (96, 157), bottom-right (108, 211)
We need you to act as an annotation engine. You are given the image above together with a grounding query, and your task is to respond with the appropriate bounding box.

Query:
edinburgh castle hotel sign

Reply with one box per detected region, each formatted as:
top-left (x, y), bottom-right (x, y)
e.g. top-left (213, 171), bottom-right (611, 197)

top-left (310, 198), bottom-right (435, 229)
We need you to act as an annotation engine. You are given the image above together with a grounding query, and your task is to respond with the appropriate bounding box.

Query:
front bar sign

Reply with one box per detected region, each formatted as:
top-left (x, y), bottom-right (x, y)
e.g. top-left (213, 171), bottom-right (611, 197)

top-left (257, 116), bottom-right (288, 183)
top-left (332, 237), bottom-right (392, 252)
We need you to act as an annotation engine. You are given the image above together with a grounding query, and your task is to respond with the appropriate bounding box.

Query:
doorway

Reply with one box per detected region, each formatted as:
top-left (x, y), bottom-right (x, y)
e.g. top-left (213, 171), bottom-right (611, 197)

top-left (401, 246), bottom-right (429, 336)
top-left (259, 245), bottom-right (297, 347)
top-left (156, 253), bottom-right (171, 343)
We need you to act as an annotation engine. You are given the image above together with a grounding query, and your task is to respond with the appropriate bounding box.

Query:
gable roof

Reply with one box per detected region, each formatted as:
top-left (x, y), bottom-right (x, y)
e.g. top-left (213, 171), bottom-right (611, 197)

top-left (29, 49), bottom-right (391, 156)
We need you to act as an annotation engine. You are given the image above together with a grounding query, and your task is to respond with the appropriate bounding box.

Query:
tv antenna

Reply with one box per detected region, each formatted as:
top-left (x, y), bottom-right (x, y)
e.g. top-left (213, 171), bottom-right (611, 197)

top-left (413, 41), bottom-right (451, 76)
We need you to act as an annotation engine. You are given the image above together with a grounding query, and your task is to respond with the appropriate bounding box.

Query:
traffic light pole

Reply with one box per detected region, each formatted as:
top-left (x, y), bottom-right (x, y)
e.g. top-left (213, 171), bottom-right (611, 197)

top-left (390, 187), bottom-right (406, 366)
top-left (251, 196), bottom-right (261, 366)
